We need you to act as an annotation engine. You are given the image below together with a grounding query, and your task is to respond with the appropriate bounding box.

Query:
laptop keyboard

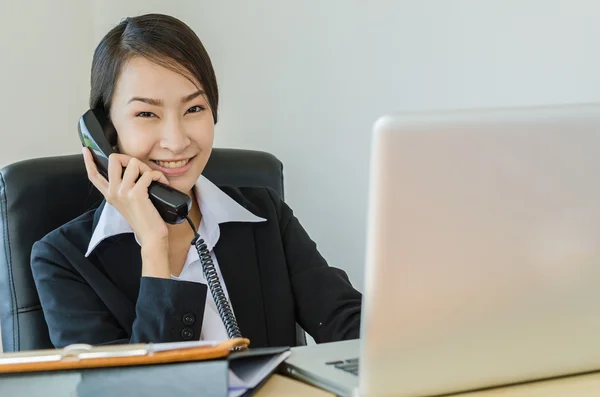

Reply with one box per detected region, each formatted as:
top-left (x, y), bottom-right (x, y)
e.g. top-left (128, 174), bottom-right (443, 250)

top-left (326, 358), bottom-right (359, 376)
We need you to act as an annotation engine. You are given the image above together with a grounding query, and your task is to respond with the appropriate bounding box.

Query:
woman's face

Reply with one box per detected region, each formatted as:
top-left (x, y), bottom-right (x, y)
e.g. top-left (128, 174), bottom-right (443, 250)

top-left (109, 56), bottom-right (214, 195)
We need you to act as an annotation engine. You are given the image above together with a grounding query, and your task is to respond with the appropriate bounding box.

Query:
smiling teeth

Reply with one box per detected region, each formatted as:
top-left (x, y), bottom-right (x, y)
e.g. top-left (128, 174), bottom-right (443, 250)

top-left (156, 159), bottom-right (189, 168)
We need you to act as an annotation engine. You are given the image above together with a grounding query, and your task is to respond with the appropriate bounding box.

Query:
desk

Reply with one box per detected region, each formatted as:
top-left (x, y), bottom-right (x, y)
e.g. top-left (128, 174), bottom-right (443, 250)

top-left (255, 371), bottom-right (600, 396)
top-left (256, 374), bottom-right (335, 396)
top-left (454, 371), bottom-right (600, 397)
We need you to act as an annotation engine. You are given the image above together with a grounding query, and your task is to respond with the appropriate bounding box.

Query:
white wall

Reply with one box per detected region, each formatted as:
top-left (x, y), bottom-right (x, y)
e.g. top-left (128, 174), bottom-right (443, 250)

top-left (2, 0), bottom-right (600, 350)
top-left (0, 0), bottom-right (93, 169)
top-left (184, 0), bottom-right (600, 290)
top-left (89, 0), bottom-right (191, 43)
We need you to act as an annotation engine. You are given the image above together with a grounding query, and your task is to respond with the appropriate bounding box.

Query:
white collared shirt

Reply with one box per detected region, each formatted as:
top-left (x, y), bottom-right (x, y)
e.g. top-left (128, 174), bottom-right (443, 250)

top-left (85, 175), bottom-right (266, 341)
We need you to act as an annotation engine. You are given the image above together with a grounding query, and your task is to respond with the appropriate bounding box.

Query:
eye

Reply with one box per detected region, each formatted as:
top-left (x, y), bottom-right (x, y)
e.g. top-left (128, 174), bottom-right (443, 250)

top-left (186, 105), bottom-right (205, 114)
top-left (136, 111), bottom-right (156, 118)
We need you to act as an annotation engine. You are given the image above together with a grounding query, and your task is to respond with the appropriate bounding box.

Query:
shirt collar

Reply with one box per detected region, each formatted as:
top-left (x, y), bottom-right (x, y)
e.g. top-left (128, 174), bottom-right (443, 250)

top-left (85, 175), bottom-right (266, 257)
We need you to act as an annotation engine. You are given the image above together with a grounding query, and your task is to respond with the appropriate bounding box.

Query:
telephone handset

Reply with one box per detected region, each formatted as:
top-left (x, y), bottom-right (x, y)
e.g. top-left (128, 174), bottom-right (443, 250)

top-left (77, 108), bottom-right (192, 225)
top-left (77, 108), bottom-right (242, 341)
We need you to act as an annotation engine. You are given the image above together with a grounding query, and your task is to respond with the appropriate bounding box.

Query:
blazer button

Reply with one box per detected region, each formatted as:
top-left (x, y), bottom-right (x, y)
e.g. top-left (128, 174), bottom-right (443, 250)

top-left (181, 327), bottom-right (194, 340)
top-left (183, 313), bottom-right (196, 325)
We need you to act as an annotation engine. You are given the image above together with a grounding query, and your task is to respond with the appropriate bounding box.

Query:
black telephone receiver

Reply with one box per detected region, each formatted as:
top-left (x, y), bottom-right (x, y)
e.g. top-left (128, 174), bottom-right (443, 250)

top-left (78, 108), bottom-right (192, 224)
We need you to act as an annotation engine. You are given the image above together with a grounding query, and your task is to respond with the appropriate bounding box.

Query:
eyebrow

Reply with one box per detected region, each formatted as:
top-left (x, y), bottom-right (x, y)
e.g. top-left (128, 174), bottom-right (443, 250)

top-left (127, 90), bottom-right (206, 106)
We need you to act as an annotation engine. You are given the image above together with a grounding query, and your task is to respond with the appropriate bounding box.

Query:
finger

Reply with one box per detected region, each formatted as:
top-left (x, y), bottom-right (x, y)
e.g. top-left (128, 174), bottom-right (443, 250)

top-left (121, 158), bottom-right (142, 191)
top-left (106, 153), bottom-right (133, 168)
top-left (107, 153), bottom-right (124, 197)
top-left (82, 148), bottom-right (109, 194)
top-left (133, 159), bottom-right (153, 174)
top-left (131, 170), bottom-right (170, 197)
top-left (132, 159), bottom-right (169, 185)
top-left (152, 170), bottom-right (169, 185)
top-left (156, 173), bottom-right (169, 185)
top-left (129, 170), bottom-right (156, 199)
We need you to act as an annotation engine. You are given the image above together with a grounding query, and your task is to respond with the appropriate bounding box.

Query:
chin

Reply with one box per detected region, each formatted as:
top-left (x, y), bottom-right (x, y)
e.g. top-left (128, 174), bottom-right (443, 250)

top-left (170, 166), bottom-right (202, 190)
top-left (167, 179), bottom-right (197, 195)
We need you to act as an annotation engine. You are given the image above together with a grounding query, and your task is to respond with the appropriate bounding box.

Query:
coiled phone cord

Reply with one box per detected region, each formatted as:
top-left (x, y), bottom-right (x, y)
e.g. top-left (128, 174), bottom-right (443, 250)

top-left (185, 215), bottom-right (242, 340)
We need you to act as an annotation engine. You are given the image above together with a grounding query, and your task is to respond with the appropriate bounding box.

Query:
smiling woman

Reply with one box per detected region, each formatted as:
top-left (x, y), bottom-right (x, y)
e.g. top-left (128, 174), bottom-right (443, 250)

top-left (29, 13), bottom-right (362, 349)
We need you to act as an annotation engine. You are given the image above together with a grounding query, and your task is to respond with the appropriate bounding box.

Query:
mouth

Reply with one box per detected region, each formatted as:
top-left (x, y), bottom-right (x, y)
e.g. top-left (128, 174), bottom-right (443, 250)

top-left (151, 155), bottom-right (196, 176)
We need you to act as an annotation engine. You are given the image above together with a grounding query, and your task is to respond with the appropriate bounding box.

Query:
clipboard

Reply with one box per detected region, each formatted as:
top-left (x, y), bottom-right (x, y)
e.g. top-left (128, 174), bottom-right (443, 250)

top-left (0, 337), bottom-right (250, 374)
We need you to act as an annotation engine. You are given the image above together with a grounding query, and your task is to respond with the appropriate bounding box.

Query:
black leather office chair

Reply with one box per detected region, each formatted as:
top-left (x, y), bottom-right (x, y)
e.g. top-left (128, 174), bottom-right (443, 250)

top-left (0, 148), bottom-right (306, 352)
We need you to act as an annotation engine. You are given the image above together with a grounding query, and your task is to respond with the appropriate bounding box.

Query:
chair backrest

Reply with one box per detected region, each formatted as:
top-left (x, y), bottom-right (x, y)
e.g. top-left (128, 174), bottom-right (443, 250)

top-left (0, 148), bottom-right (305, 351)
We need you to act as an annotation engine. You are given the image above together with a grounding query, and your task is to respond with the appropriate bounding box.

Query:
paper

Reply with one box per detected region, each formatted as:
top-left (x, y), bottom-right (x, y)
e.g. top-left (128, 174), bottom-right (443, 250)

top-left (148, 340), bottom-right (219, 353)
top-left (228, 373), bottom-right (248, 397)
top-left (228, 351), bottom-right (291, 396)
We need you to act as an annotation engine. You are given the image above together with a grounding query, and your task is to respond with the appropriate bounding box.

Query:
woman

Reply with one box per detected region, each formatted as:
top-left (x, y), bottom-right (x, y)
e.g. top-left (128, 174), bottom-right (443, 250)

top-left (31, 13), bottom-right (361, 348)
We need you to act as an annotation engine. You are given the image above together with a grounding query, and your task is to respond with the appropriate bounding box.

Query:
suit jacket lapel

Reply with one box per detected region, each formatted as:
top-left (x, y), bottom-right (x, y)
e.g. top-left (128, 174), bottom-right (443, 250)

top-left (214, 222), bottom-right (268, 348)
top-left (95, 234), bottom-right (143, 305)
top-left (90, 202), bottom-right (140, 333)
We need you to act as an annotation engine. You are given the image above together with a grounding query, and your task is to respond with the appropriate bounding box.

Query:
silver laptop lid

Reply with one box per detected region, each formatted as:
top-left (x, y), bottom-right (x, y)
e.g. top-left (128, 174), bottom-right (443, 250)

top-left (360, 103), bottom-right (600, 397)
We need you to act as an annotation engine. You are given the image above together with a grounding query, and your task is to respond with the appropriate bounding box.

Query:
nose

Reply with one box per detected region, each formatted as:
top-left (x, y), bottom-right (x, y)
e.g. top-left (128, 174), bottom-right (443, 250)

top-left (159, 117), bottom-right (191, 154)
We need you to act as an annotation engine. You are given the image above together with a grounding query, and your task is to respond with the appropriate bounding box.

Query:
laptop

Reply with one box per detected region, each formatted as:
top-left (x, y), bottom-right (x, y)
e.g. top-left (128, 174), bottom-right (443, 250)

top-left (282, 103), bottom-right (600, 397)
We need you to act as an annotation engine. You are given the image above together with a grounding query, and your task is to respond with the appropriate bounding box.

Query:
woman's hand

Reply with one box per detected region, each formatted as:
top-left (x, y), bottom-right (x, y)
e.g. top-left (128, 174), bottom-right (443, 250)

top-left (83, 148), bottom-right (172, 278)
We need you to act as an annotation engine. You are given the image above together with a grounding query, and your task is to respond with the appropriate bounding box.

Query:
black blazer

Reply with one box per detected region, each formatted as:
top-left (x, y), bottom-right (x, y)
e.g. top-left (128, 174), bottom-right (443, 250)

top-left (30, 186), bottom-right (362, 348)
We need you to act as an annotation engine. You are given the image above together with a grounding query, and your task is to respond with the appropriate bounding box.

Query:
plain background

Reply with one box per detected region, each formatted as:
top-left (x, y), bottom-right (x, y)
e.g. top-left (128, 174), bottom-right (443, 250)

top-left (2, 0), bottom-right (600, 351)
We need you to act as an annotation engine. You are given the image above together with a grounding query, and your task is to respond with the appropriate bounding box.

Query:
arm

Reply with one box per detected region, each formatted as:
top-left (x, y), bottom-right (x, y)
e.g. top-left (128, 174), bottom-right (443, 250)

top-left (267, 190), bottom-right (362, 343)
top-left (31, 240), bottom-right (207, 348)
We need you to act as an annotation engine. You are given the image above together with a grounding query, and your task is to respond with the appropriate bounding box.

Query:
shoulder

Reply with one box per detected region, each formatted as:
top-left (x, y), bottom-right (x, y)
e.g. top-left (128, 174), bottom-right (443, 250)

top-left (31, 208), bottom-right (97, 266)
top-left (217, 185), bottom-right (297, 231)
top-left (218, 186), bottom-right (286, 217)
